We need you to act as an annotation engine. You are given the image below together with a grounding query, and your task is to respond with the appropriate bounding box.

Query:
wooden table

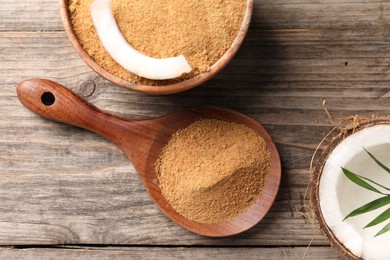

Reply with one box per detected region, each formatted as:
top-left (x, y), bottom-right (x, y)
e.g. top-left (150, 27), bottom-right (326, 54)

top-left (1, 1), bottom-right (389, 259)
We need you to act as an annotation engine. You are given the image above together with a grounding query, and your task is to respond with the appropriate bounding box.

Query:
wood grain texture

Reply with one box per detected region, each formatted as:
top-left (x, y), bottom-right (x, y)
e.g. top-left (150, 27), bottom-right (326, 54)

top-left (1, 1), bottom-right (389, 31)
top-left (0, 164), bottom-right (316, 245)
top-left (0, 247), bottom-right (341, 259)
top-left (1, 0), bottom-right (390, 258)
top-left (0, 29), bottom-right (389, 246)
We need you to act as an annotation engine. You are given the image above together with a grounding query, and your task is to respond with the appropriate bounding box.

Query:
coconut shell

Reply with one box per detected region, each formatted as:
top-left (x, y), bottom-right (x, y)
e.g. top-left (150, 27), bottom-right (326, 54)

top-left (309, 117), bottom-right (390, 260)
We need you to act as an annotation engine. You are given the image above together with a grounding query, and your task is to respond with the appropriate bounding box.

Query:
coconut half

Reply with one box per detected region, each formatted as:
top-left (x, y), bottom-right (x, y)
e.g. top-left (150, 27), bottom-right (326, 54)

top-left (311, 118), bottom-right (390, 260)
top-left (90, 0), bottom-right (192, 80)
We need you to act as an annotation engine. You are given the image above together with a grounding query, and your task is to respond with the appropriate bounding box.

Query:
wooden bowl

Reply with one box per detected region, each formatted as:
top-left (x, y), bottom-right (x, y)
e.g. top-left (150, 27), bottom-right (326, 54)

top-left (59, 0), bottom-right (254, 95)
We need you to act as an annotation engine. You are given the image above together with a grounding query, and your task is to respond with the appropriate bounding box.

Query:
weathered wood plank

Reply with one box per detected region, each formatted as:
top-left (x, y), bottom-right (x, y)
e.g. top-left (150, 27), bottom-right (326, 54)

top-left (254, 0), bottom-right (390, 30)
top-left (0, 25), bottom-right (389, 245)
top-left (1, 0), bottom-right (390, 252)
top-left (0, 144), bottom-right (323, 246)
top-left (0, 246), bottom-right (342, 259)
top-left (0, 0), bottom-right (62, 32)
top-left (0, 0), bottom-right (389, 31)
top-left (1, 30), bottom-right (389, 121)
top-left (2, 29), bottom-right (390, 85)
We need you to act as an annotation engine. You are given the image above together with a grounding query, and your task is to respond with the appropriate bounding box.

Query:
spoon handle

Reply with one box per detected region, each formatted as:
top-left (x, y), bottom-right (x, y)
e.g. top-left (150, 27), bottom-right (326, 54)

top-left (17, 78), bottom-right (132, 142)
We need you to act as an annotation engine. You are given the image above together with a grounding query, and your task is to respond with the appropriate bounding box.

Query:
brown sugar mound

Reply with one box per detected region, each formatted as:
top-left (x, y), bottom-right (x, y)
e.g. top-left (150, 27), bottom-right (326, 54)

top-left (156, 119), bottom-right (271, 224)
top-left (68, 0), bottom-right (246, 85)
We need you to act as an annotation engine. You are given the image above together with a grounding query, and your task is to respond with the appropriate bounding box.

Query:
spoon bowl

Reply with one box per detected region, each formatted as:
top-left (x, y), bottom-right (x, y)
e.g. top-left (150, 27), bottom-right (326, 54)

top-left (17, 79), bottom-right (281, 236)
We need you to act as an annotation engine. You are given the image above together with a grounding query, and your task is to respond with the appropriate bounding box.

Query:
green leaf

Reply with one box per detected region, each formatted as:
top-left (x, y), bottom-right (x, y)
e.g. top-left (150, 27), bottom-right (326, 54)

top-left (344, 196), bottom-right (390, 220)
top-left (375, 221), bottom-right (390, 237)
top-left (358, 175), bottom-right (390, 191)
top-left (364, 147), bottom-right (390, 174)
top-left (364, 208), bottom-right (390, 228)
top-left (341, 167), bottom-right (385, 195)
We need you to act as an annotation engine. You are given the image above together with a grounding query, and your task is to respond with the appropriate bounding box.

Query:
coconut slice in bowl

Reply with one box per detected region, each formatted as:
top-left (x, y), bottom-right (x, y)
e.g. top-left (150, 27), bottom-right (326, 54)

top-left (311, 118), bottom-right (390, 260)
top-left (90, 0), bottom-right (192, 80)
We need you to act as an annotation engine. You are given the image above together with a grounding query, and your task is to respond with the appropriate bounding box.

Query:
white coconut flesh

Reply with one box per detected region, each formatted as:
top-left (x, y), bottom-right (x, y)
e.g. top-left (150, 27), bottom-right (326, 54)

top-left (90, 0), bottom-right (192, 80)
top-left (319, 125), bottom-right (390, 260)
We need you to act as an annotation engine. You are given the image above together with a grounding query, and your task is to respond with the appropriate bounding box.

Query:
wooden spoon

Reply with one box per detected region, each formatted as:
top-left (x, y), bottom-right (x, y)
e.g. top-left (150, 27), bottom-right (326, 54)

top-left (17, 79), bottom-right (281, 237)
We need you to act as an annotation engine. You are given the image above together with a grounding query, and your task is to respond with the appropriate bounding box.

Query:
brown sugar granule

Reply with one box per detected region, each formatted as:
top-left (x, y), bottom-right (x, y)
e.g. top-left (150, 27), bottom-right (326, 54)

top-left (156, 119), bottom-right (271, 224)
top-left (68, 0), bottom-right (246, 85)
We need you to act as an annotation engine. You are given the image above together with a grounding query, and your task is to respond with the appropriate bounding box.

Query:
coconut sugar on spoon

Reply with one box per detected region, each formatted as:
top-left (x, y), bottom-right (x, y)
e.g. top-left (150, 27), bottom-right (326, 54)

top-left (156, 119), bottom-right (270, 224)
top-left (68, 0), bottom-right (246, 84)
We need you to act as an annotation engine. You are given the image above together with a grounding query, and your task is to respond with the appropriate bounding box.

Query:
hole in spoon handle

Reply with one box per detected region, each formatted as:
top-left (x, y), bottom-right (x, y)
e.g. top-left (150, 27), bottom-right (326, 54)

top-left (16, 78), bottom-right (128, 138)
top-left (41, 92), bottom-right (56, 106)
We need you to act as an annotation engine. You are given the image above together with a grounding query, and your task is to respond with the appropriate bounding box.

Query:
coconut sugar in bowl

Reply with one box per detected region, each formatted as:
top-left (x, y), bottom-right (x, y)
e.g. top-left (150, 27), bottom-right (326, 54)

top-left (60, 0), bottom-right (253, 94)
